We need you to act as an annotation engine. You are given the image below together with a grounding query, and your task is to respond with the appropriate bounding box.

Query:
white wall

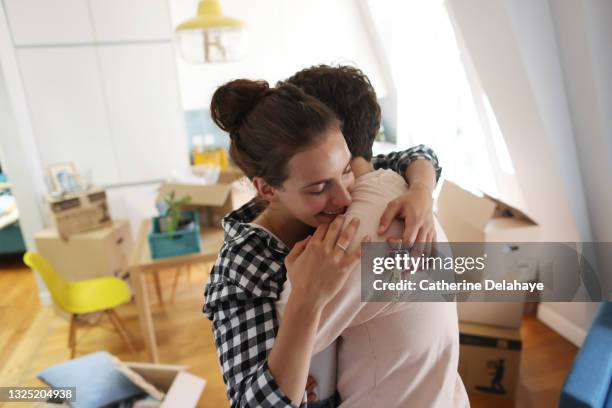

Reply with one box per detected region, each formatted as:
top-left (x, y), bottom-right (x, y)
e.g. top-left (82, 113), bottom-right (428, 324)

top-left (168, 0), bottom-right (387, 111)
top-left (0, 4), bottom-right (50, 303)
top-left (540, 0), bottom-right (612, 344)
top-left (447, 0), bottom-right (611, 345)
top-left (549, 0), bottom-right (612, 298)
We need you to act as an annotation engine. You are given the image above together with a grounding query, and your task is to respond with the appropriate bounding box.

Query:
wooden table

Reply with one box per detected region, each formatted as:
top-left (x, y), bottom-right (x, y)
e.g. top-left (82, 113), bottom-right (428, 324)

top-left (129, 219), bottom-right (225, 362)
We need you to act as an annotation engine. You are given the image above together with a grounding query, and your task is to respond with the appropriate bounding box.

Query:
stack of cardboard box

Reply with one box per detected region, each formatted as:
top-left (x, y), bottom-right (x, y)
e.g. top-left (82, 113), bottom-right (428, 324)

top-left (36, 188), bottom-right (133, 281)
top-left (437, 180), bottom-right (540, 399)
top-left (44, 188), bottom-right (112, 238)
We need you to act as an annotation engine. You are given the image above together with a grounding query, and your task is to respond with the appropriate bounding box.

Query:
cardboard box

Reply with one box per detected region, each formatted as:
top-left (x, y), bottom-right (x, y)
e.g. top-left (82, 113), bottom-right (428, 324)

top-left (437, 181), bottom-right (540, 327)
top-left (457, 302), bottom-right (525, 329)
top-left (459, 322), bottom-right (522, 399)
top-left (125, 362), bottom-right (206, 408)
top-left (436, 180), bottom-right (539, 243)
top-left (158, 167), bottom-right (255, 228)
top-left (45, 188), bottom-right (112, 238)
top-left (35, 220), bottom-right (133, 281)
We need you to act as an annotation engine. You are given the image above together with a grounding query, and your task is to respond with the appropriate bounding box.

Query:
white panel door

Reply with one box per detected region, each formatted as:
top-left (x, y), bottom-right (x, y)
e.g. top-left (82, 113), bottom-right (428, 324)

top-left (89, 0), bottom-right (172, 42)
top-left (3, 0), bottom-right (94, 45)
top-left (17, 47), bottom-right (120, 186)
top-left (97, 42), bottom-right (189, 183)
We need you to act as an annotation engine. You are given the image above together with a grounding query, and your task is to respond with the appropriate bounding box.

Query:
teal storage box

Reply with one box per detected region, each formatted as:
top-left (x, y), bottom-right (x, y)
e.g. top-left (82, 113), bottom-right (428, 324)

top-left (148, 211), bottom-right (201, 259)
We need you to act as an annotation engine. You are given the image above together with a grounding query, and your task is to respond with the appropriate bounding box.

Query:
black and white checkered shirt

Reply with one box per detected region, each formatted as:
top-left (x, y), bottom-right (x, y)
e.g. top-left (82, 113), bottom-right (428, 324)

top-left (203, 145), bottom-right (441, 408)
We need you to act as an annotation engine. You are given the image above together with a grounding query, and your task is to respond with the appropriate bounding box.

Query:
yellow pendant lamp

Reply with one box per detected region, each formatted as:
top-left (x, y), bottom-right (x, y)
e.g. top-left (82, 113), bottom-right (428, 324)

top-left (175, 0), bottom-right (247, 63)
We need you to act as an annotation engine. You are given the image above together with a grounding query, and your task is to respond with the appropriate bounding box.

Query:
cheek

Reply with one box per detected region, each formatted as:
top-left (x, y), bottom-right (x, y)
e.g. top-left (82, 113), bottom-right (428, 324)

top-left (278, 190), bottom-right (327, 215)
top-left (301, 196), bottom-right (329, 214)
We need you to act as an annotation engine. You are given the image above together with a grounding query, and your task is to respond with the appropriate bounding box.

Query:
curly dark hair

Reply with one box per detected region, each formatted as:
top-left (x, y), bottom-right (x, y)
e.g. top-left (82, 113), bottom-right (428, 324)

top-left (280, 64), bottom-right (381, 161)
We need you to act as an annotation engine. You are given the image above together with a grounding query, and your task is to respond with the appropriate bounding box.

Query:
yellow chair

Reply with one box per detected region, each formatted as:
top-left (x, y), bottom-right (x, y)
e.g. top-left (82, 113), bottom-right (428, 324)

top-left (23, 252), bottom-right (136, 358)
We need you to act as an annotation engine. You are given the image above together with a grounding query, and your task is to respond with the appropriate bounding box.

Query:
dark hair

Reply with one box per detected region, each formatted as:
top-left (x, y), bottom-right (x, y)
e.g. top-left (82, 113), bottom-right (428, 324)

top-left (280, 64), bottom-right (381, 161)
top-left (210, 79), bottom-right (341, 187)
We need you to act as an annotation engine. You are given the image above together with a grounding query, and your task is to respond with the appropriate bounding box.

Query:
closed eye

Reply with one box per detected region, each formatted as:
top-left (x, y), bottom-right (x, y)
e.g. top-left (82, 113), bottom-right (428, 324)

top-left (303, 162), bottom-right (352, 195)
top-left (307, 184), bottom-right (327, 195)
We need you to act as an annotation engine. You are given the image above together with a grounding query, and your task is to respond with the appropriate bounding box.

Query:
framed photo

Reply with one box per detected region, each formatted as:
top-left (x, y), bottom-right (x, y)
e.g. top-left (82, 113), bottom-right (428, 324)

top-left (47, 162), bottom-right (82, 194)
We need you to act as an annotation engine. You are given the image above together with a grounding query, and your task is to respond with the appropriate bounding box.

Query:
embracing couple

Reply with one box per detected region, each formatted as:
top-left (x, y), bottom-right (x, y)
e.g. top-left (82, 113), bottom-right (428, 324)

top-left (204, 65), bottom-right (469, 408)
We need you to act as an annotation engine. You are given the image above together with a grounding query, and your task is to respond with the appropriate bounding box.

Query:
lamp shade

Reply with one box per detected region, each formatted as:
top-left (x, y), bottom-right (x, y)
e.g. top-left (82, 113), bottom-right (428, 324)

top-left (175, 0), bottom-right (247, 63)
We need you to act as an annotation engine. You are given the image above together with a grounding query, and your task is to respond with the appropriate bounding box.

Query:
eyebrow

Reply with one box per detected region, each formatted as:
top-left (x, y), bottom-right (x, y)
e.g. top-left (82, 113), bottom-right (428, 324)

top-left (300, 159), bottom-right (352, 190)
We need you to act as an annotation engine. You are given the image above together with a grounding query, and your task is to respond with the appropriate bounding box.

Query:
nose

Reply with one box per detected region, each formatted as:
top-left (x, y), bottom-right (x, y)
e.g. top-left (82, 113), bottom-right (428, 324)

top-left (330, 183), bottom-right (352, 208)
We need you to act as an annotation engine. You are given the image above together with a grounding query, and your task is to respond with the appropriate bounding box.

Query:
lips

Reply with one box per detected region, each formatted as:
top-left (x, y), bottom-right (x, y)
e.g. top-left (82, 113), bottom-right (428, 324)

top-left (321, 207), bottom-right (347, 216)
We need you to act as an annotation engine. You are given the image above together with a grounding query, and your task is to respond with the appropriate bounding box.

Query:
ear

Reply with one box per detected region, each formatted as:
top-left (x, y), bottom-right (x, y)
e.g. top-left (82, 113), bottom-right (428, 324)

top-left (252, 177), bottom-right (279, 202)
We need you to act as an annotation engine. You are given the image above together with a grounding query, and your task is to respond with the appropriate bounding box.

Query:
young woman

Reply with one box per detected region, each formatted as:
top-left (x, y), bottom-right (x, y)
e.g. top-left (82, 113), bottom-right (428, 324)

top-left (204, 79), bottom-right (441, 407)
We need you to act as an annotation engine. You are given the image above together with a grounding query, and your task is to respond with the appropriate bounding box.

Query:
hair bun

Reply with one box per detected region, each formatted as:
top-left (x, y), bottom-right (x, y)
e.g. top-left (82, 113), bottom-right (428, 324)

top-left (210, 79), bottom-right (271, 136)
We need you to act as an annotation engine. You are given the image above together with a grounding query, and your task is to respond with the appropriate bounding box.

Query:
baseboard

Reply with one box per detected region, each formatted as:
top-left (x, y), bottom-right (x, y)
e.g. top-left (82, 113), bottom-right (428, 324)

top-left (537, 304), bottom-right (587, 347)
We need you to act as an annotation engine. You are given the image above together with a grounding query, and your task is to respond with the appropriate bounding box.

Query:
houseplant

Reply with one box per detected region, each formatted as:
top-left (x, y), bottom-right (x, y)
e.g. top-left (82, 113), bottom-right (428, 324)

top-left (148, 191), bottom-right (201, 259)
top-left (158, 191), bottom-right (192, 233)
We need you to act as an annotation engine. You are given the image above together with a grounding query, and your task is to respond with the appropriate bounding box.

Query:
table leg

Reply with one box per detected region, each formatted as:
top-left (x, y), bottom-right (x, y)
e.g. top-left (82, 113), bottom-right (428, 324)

top-left (153, 270), bottom-right (163, 304)
top-left (131, 267), bottom-right (159, 363)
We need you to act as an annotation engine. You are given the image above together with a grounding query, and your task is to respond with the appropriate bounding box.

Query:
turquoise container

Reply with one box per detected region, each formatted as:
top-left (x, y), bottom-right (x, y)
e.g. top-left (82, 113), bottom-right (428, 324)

top-left (148, 211), bottom-right (201, 259)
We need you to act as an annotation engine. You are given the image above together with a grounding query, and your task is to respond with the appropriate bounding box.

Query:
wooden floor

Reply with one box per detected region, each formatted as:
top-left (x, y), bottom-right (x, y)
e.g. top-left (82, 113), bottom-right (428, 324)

top-left (0, 254), bottom-right (578, 407)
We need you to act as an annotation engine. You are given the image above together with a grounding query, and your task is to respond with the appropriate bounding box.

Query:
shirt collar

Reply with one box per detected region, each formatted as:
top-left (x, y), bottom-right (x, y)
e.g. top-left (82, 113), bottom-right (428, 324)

top-left (222, 199), bottom-right (289, 254)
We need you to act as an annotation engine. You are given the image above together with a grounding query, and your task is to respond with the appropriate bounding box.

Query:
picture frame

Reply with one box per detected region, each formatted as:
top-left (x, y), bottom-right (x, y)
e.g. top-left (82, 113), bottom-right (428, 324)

top-left (47, 162), bottom-right (83, 194)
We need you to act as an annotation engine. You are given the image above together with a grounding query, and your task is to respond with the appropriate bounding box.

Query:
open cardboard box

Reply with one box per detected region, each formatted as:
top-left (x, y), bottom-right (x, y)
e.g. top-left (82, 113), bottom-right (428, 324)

top-left (437, 180), bottom-right (540, 328)
top-left (436, 180), bottom-right (539, 242)
top-left (158, 166), bottom-right (255, 228)
top-left (37, 352), bottom-right (206, 408)
top-left (125, 362), bottom-right (206, 407)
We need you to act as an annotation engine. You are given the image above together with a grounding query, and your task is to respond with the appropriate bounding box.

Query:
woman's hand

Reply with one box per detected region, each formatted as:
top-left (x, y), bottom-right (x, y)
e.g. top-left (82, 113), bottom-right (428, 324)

top-left (285, 215), bottom-right (365, 310)
top-left (377, 182), bottom-right (436, 254)
top-left (306, 375), bottom-right (318, 402)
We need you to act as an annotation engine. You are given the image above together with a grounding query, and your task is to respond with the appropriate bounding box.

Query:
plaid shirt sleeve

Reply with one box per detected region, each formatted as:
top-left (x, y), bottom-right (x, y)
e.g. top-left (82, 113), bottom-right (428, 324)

top-left (204, 256), bottom-right (297, 408)
top-left (371, 144), bottom-right (442, 183)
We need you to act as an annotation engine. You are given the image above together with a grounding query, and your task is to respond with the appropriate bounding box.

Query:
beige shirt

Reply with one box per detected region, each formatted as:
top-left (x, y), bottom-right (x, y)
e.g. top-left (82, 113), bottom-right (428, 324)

top-left (277, 169), bottom-right (469, 407)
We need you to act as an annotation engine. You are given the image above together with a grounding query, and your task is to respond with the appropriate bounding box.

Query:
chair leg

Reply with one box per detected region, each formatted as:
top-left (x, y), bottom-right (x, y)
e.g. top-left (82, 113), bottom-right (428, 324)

top-left (68, 314), bottom-right (77, 358)
top-left (107, 310), bottom-right (136, 354)
top-left (153, 270), bottom-right (163, 304)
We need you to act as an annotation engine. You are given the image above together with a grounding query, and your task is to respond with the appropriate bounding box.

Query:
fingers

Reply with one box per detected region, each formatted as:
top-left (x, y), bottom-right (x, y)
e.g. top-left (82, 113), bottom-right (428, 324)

top-left (424, 231), bottom-right (433, 258)
top-left (322, 215), bottom-right (346, 251)
top-left (306, 375), bottom-right (317, 390)
top-left (402, 218), bottom-right (419, 248)
top-left (306, 375), bottom-right (318, 402)
top-left (409, 228), bottom-right (428, 259)
top-left (333, 217), bottom-right (360, 258)
top-left (378, 200), bottom-right (401, 235)
top-left (285, 235), bottom-right (311, 264)
top-left (312, 222), bottom-right (330, 242)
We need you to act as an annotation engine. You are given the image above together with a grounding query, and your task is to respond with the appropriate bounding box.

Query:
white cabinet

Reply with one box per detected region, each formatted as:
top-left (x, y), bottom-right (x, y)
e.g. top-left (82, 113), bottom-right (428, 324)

top-left (4, 0), bottom-right (94, 45)
top-left (89, 0), bottom-right (173, 42)
top-left (16, 47), bottom-right (120, 186)
top-left (97, 43), bottom-right (189, 182)
top-left (4, 0), bottom-right (173, 45)
top-left (8, 1), bottom-right (185, 233)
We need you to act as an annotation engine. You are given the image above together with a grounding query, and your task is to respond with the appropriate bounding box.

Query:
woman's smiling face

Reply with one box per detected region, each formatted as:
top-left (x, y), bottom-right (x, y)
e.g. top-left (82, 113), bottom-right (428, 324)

top-left (275, 128), bottom-right (354, 227)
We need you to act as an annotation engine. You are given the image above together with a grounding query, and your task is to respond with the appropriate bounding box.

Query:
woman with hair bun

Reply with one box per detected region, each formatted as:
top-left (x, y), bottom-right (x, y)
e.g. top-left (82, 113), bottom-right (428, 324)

top-left (204, 77), bottom-right (442, 407)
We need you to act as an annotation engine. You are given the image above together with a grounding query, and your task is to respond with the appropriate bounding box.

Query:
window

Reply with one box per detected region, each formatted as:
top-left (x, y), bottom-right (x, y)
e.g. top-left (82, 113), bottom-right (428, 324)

top-left (367, 0), bottom-right (514, 196)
